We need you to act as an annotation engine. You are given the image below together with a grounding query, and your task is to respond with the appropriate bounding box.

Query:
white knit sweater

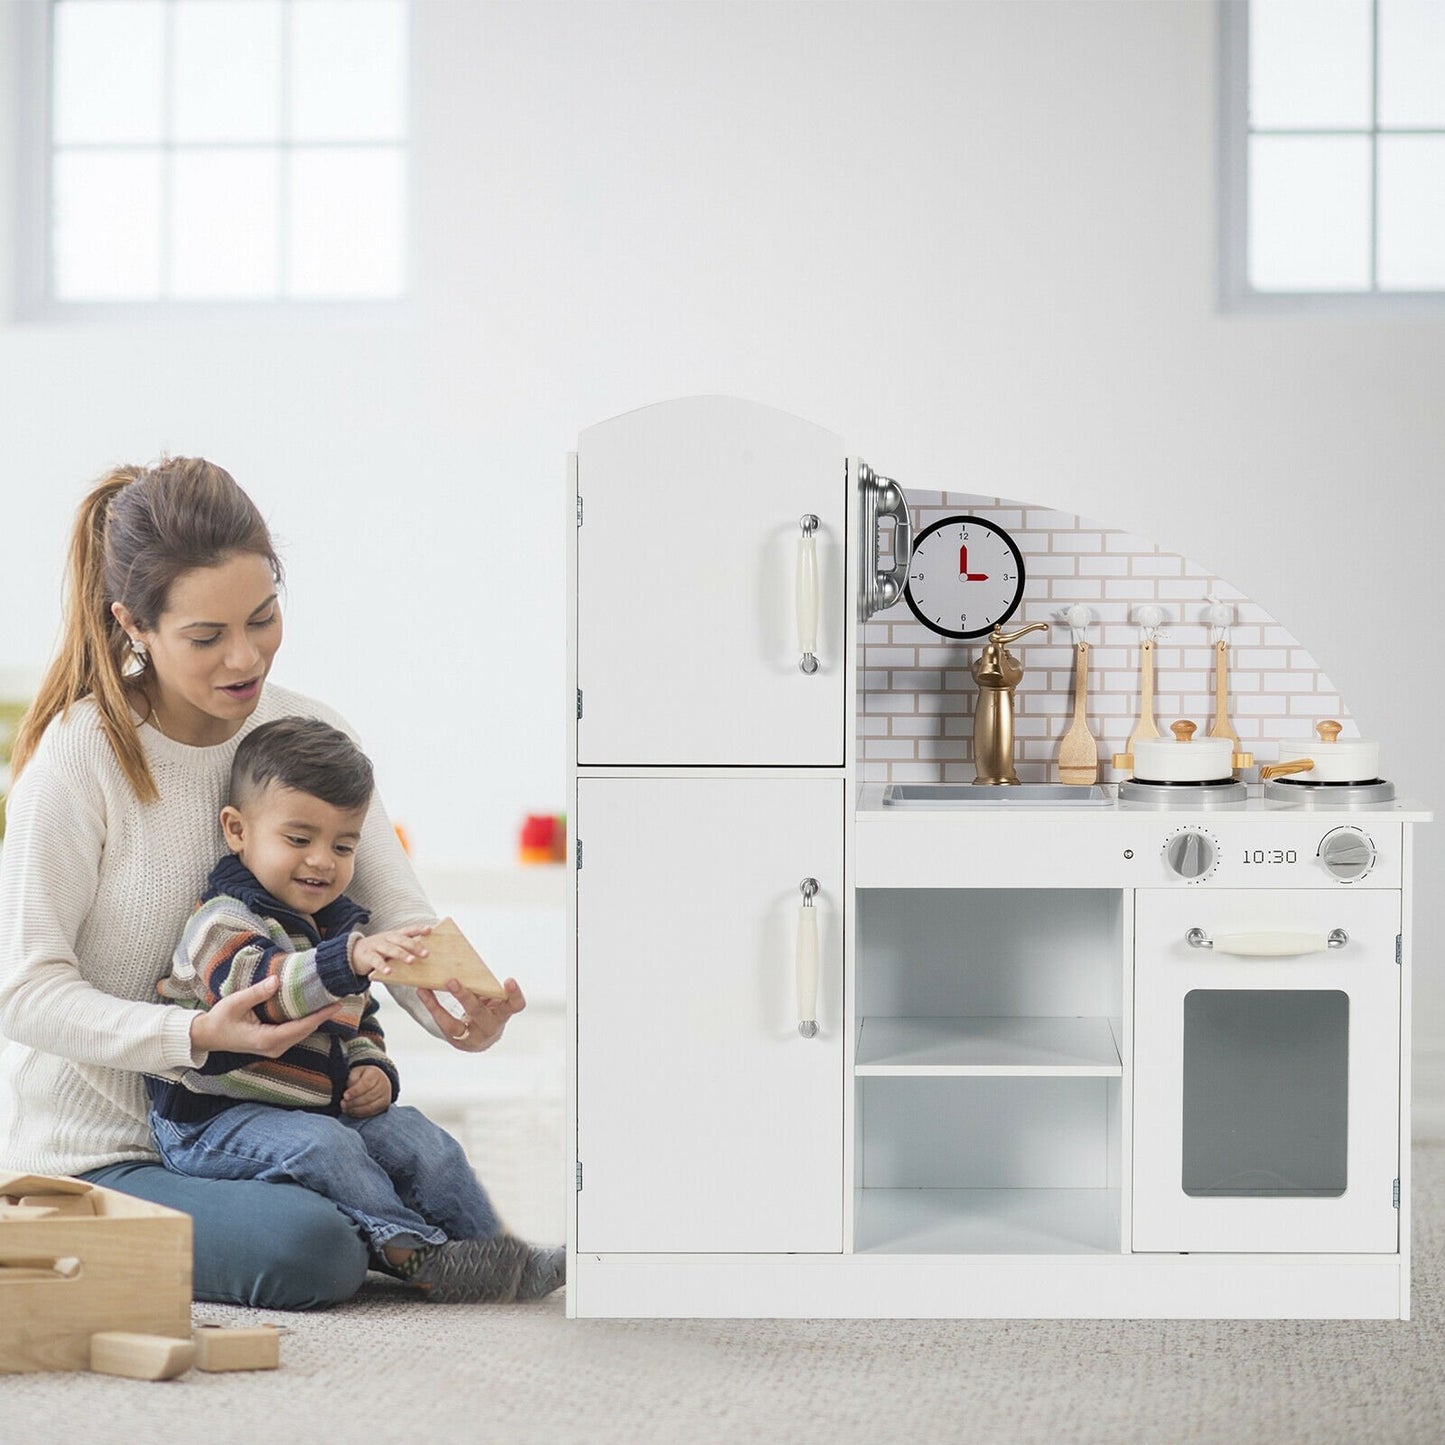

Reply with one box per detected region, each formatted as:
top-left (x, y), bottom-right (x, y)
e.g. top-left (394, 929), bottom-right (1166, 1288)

top-left (0, 682), bottom-right (438, 1176)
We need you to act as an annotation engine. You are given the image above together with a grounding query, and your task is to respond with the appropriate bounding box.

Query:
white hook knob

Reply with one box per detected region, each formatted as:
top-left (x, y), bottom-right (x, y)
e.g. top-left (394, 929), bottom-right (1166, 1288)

top-left (1202, 597), bottom-right (1234, 644)
top-left (1060, 603), bottom-right (1093, 645)
top-left (1133, 603), bottom-right (1167, 641)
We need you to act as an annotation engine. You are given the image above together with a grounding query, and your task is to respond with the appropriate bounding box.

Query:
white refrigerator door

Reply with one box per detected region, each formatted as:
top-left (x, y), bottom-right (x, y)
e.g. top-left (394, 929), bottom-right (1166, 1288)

top-left (1133, 888), bottom-right (1401, 1254)
top-left (575, 395), bottom-right (845, 766)
top-left (575, 776), bottom-right (844, 1254)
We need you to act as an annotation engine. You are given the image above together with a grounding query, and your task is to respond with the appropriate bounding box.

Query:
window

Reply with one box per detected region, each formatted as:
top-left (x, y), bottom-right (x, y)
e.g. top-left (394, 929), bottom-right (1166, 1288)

top-left (1220, 0), bottom-right (1445, 308)
top-left (28, 0), bottom-right (408, 310)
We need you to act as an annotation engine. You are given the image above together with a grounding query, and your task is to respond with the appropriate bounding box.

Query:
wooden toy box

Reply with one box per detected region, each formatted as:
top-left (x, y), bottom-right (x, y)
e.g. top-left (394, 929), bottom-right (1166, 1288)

top-left (0, 1171), bottom-right (191, 1373)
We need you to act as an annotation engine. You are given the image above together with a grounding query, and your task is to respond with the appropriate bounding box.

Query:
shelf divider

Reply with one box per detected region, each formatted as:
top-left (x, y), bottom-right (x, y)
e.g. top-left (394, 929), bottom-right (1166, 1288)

top-left (854, 1187), bottom-right (1121, 1255)
top-left (855, 1015), bottom-right (1122, 1077)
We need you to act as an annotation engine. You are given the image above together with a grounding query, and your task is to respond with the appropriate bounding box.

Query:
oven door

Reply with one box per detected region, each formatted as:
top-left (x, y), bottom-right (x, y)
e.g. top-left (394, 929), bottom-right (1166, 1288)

top-left (1133, 889), bottom-right (1400, 1254)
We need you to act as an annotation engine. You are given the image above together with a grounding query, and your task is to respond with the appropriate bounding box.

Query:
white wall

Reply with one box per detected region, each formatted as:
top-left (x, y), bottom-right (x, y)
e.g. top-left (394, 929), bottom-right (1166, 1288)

top-left (2, 1), bottom-right (1442, 1037)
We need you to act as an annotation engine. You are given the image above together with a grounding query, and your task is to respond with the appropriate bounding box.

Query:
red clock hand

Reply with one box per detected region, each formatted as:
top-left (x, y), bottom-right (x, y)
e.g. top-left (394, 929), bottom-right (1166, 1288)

top-left (959, 544), bottom-right (988, 583)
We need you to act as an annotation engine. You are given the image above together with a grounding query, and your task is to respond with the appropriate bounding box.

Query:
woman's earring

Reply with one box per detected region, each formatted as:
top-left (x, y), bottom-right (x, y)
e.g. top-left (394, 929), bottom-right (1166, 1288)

top-left (123, 637), bottom-right (149, 677)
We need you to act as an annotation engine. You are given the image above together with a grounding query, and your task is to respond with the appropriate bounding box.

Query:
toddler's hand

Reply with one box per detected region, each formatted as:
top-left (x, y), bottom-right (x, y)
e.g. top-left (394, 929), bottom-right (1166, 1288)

top-left (341, 1064), bottom-right (393, 1118)
top-left (351, 924), bottom-right (432, 978)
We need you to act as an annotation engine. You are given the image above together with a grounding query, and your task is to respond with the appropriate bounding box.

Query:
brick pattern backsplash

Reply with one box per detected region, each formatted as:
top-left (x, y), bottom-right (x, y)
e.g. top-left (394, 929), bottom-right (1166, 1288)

top-left (859, 492), bottom-right (1355, 785)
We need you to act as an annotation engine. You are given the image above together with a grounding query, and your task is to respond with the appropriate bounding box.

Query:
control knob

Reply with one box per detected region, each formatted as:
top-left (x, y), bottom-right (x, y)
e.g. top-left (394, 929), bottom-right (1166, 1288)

top-left (1318, 826), bottom-right (1376, 883)
top-left (1164, 830), bottom-right (1217, 880)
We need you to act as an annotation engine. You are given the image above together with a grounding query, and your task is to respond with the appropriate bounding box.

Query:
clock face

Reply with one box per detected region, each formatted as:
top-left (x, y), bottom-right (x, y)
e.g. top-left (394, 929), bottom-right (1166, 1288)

top-left (903, 515), bottom-right (1026, 639)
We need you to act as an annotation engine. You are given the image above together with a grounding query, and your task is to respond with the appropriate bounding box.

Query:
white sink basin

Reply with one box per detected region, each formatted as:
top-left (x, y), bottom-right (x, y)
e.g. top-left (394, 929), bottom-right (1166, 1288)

top-left (882, 783), bottom-right (1114, 808)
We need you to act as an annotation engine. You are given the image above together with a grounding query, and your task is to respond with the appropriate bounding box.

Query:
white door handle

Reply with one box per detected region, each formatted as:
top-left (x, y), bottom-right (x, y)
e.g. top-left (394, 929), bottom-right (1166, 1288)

top-left (797, 878), bottom-right (820, 1037)
top-left (1185, 927), bottom-right (1349, 956)
top-left (797, 516), bottom-right (819, 674)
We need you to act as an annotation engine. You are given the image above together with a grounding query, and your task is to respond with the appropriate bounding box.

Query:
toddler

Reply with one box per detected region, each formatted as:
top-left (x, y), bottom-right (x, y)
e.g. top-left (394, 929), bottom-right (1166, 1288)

top-left (147, 716), bottom-right (563, 1303)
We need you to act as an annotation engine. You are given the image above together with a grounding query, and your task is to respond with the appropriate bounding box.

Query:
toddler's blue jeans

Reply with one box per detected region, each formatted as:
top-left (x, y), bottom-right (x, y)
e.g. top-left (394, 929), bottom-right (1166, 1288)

top-left (150, 1102), bottom-right (501, 1260)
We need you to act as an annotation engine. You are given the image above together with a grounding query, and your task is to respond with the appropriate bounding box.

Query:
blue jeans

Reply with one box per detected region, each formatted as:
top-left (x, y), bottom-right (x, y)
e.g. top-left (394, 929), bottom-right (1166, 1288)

top-left (150, 1103), bottom-right (501, 1259)
top-left (80, 1159), bottom-right (371, 1309)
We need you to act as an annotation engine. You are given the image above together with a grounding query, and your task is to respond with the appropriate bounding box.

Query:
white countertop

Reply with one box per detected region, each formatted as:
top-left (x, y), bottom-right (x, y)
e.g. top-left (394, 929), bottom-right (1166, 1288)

top-left (855, 782), bottom-right (1433, 824)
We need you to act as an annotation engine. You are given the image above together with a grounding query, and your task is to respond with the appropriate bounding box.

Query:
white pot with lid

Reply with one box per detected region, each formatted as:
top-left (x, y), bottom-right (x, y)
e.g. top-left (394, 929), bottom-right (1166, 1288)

top-left (1261, 720), bottom-right (1381, 783)
top-left (1131, 720), bottom-right (1236, 782)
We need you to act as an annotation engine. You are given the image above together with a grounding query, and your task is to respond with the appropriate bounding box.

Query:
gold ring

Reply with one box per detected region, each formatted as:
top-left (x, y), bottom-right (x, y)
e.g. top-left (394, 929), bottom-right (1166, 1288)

top-left (454, 1026), bottom-right (471, 1042)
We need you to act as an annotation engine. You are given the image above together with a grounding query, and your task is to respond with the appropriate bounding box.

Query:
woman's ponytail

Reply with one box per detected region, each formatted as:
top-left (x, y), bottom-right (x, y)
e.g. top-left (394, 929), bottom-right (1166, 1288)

top-left (12, 468), bottom-right (154, 796)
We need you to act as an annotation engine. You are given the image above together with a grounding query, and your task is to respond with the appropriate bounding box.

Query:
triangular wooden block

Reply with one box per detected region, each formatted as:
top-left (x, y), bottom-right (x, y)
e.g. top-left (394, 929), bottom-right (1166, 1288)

top-left (381, 917), bottom-right (506, 997)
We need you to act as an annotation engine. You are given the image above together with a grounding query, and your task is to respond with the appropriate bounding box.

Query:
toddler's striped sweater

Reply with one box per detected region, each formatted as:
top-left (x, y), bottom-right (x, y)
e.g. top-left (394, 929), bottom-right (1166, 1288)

top-left (146, 853), bottom-right (400, 1121)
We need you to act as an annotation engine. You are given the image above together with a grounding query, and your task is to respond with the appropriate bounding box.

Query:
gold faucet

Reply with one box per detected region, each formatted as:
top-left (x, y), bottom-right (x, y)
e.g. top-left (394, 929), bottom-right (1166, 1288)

top-left (970, 621), bottom-right (1050, 785)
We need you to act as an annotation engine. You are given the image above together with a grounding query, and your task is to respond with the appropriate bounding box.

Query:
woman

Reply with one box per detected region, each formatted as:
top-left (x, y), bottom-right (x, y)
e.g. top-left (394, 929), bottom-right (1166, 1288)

top-left (0, 458), bottom-right (528, 1308)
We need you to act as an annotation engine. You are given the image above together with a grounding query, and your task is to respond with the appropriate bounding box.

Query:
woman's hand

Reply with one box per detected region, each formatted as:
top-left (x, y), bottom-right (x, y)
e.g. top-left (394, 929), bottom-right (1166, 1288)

top-left (417, 977), bottom-right (526, 1053)
top-left (189, 975), bottom-right (346, 1058)
top-left (340, 1064), bottom-right (393, 1118)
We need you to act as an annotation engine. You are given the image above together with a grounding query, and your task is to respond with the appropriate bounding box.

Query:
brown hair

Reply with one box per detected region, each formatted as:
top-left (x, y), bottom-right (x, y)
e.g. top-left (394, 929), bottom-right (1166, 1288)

top-left (11, 458), bottom-right (282, 801)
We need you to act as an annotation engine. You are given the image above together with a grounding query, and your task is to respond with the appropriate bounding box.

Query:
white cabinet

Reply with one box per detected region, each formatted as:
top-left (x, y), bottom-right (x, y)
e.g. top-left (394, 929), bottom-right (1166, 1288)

top-left (570, 396), bottom-right (850, 1270)
top-left (574, 396), bottom-right (846, 766)
top-left (574, 776), bottom-right (844, 1254)
top-left (853, 888), bottom-right (1125, 1256)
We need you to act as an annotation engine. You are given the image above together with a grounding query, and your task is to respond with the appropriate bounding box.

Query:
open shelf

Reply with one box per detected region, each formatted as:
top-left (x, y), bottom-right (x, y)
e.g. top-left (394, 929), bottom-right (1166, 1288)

top-left (855, 1016), bottom-right (1121, 1077)
top-left (854, 1187), bottom-right (1121, 1255)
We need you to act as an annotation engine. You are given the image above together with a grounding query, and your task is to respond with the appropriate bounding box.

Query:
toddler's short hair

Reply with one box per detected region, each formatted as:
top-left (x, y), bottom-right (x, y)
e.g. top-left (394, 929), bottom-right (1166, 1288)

top-left (229, 717), bottom-right (375, 813)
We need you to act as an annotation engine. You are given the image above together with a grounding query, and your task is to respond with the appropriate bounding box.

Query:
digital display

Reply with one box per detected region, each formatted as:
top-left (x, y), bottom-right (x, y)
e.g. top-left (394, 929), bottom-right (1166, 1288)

top-left (1242, 848), bottom-right (1299, 865)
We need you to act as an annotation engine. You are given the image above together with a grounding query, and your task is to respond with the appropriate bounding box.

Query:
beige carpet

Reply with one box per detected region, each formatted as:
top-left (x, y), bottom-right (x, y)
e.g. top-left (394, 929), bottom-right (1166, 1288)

top-left (3, 1148), bottom-right (1444, 1445)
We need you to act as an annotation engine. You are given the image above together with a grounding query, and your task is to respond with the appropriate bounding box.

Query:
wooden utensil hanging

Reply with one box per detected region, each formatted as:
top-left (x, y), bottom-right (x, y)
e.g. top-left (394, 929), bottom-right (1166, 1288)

top-left (1208, 639), bottom-right (1239, 747)
top-left (1126, 639), bottom-right (1160, 753)
top-left (1057, 641), bottom-right (1098, 785)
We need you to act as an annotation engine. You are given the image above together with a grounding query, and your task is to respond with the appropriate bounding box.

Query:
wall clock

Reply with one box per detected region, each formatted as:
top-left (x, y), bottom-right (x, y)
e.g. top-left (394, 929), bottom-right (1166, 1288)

top-left (903, 514), bottom-right (1026, 640)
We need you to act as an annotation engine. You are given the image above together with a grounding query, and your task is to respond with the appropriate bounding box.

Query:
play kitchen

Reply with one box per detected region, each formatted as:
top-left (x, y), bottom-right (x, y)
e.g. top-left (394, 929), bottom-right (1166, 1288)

top-left (566, 396), bottom-right (1429, 1321)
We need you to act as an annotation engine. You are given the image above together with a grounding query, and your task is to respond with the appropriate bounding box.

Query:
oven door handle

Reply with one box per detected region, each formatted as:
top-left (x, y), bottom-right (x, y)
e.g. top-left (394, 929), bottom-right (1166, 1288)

top-left (1185, 927), bottom-right (1348, 956)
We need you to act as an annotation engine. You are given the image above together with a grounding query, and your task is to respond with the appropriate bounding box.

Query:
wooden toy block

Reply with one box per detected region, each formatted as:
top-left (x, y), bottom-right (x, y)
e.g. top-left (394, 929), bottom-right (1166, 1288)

top-left (1, 1257), bottom-right (81, 1281)
top-left (18, 1194), bottom-right (97, 1217)
top-left (0, 1172), bottom-right (93, 1199)
top-left (379, 916), bottom-right (506, 997)
top-left (89, 1331), bottom-right (195, 1380)
top-left (193, 1324), bottom-right (282, 1372)
top-left (1, 1171), bottom-right (190, 1374)
top-left (0, 1205), bottom-right (60, 1221)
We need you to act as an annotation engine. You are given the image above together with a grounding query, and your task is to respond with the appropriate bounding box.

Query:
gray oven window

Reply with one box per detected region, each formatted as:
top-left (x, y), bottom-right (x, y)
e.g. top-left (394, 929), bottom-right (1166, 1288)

top-left (1181, 989), bottom-right (1348, 1198)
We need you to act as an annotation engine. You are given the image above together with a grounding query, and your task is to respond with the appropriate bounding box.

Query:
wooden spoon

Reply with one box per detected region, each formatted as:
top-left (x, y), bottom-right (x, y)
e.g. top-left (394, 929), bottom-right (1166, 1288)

top-left (1058, 641), bottom-right (1098, 785)
top-left (1208, 639), bottom-right (1239, 746)
top-left (1126, 639), bottom-right (1160, 753)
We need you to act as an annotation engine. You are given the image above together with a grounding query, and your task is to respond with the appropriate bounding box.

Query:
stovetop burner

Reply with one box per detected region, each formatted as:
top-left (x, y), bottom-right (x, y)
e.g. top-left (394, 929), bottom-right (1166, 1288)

top-left (1263, 777), bottom-right (1396, 806)
top-left (1117, 776), bottom-right (1248, 808)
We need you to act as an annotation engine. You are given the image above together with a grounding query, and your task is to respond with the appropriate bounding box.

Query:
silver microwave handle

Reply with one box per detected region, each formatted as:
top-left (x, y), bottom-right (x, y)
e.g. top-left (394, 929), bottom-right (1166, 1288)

top-left (1185, 927), bottom-right (1349, 956)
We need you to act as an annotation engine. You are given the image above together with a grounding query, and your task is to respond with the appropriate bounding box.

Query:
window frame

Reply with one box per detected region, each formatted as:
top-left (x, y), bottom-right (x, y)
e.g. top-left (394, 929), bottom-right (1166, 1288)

top-left (14, 0), bottom-right (415, 323)
top-left (1219, 0), bottom-right (1445, 314)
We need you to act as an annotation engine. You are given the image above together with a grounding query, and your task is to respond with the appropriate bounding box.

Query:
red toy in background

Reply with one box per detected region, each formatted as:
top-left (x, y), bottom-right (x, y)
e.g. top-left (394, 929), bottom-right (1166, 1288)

top-left (519, 813), bottom-right (567, 864)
